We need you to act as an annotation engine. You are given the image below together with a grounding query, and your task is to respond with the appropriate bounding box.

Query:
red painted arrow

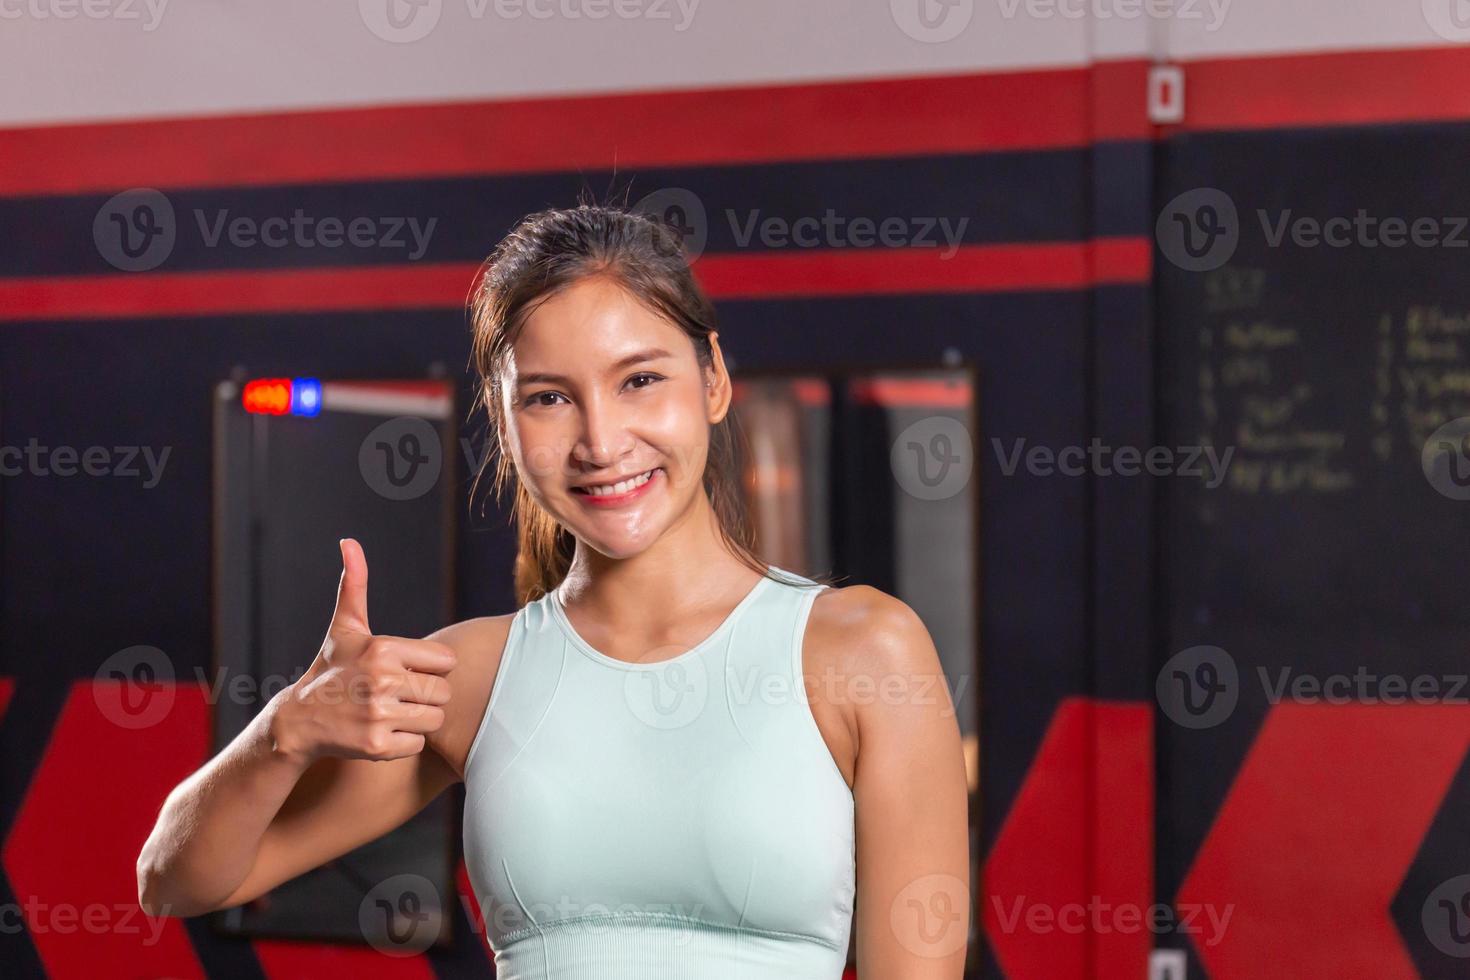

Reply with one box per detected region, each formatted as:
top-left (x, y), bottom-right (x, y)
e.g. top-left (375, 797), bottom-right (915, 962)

top-left (1176, 703), bottom-right (1470, 978)
top-left (982, 698), bottom-right (1153, 979)
top-left (3, 679), bottom-right (208, 979)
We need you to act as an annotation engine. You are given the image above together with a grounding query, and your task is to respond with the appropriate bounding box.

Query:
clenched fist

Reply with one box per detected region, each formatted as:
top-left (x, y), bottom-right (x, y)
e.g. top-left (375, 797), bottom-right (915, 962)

top-left (270, 538), bottom-right (457, 765)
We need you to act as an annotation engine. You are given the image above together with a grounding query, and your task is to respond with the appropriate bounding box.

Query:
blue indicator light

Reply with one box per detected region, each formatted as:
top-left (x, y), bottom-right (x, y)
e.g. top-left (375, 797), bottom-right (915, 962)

top-left (290, 378), bottom-right (323, 417)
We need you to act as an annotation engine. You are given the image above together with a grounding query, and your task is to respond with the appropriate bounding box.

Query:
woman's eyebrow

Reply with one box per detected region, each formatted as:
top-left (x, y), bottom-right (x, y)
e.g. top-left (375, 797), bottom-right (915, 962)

top-left (516, 347), bottom-right (676, 388)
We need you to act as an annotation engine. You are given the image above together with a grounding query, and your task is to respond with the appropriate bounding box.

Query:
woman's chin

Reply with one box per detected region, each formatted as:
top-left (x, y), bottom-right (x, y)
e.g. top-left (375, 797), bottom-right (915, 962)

top-left (576, 536), bottom-right (658, 562)
top-left (558, 515), bottom-right (665, 561)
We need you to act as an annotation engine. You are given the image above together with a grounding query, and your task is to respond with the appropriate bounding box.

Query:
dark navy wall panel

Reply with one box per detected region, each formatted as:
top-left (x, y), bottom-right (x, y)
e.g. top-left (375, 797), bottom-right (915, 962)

top-left (0, 150), bottom-right (1092, 278)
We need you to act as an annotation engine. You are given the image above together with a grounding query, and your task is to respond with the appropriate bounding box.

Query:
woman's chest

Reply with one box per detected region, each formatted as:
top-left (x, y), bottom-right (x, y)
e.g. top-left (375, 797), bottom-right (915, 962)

top-left (462, 684), bottom-right (855, 947)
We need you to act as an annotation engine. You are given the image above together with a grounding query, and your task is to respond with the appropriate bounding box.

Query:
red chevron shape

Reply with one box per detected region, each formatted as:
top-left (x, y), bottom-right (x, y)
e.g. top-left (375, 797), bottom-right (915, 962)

top-left (0, 677), bottom-right (13, 720)
top-left (2, 679), bottom-right (209, 979)
top-left (982, 698), bottom-right (1153, 980)
top-left (1176, 703), bottom-right (1470, 978)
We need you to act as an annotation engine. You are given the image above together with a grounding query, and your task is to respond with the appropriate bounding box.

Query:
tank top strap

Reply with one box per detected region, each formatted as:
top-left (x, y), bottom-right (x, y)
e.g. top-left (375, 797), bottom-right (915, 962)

top-left (461, 595), bottom-right (561, 791)
top-left (717, 569), bottom-right (844, 788)
top-left (721, 567), bottom-right (827, 698)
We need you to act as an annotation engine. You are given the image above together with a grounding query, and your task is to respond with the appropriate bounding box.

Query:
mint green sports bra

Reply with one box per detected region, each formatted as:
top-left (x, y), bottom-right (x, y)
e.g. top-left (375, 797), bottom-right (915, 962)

top-left (461, 567), bottom-right (856, 979)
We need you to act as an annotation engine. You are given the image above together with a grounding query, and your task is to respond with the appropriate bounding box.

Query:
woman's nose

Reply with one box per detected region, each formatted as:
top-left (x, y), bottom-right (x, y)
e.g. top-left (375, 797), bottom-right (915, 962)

top-left (571, 395), bottom-right (635, 468)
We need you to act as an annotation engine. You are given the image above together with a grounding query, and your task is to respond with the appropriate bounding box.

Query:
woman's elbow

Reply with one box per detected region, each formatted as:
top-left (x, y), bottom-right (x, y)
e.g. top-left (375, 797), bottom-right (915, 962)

top-left (135, 858), bottom-right (178, 918)
top-left (135, 855), bottom-right (216, 919)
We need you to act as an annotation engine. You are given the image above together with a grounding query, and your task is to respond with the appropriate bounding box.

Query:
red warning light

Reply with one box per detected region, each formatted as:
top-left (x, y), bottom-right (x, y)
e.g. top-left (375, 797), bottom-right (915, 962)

top-left (242, 378), bottom-right (292, 415)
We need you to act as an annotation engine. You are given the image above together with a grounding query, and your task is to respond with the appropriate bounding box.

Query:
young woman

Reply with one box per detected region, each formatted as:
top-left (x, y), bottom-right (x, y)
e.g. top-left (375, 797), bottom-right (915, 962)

top-left (137, 204), bottom-right (971, 979)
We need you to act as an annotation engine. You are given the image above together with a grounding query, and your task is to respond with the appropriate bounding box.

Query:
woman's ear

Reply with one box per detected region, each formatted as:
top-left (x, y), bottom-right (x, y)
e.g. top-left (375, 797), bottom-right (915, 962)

top-left (703, 331), bottom-right (733, 425)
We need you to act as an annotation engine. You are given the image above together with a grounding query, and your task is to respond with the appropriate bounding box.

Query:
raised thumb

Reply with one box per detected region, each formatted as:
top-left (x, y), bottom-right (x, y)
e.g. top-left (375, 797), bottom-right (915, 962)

top-left (330, 537), bottom-right (371, 634)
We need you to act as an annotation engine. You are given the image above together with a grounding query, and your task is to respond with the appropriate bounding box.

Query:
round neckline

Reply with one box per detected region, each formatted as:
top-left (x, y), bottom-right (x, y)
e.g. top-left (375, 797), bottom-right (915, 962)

top-left (548, 568), bottom-right (775, 670)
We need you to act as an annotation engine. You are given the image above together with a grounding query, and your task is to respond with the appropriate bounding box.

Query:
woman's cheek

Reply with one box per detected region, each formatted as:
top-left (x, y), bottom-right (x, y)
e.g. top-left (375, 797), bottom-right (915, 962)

top-left (507, 432), bottom-right (569, 506)
top-left (652, 393), bottom-right (710, 479)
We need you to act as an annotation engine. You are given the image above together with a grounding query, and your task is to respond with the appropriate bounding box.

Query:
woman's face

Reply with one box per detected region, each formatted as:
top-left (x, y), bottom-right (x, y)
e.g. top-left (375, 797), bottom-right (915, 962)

top-left (498, 275), bottom-right (728, 560)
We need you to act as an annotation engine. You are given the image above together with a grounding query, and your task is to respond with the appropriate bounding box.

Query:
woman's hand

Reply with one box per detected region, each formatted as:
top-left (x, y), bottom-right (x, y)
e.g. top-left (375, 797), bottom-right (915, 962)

top-left (138, 536), bottom-right (486, 918)
top-left (270, 537), bottom-right (458, 766)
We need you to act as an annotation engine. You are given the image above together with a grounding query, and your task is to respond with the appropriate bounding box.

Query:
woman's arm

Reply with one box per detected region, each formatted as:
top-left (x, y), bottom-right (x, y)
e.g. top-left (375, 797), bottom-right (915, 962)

top-left (136, 539), bottom-right (503, 917)
top-left (135, 692), bottom-right (460, 917)
top-left (837, 587), bottom-right (972, 978)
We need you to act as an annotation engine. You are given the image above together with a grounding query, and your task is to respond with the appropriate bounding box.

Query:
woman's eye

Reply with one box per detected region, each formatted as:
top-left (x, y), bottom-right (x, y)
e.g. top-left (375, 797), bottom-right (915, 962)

top-left (524, 391), bottom-right (565, 408)
top-left (627, 373), bottom-right (663, 390)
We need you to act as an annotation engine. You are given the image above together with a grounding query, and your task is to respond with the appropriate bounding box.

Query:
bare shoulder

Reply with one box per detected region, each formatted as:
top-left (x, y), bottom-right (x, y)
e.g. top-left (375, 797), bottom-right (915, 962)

top-left (800, 584), bottom-right (949, 785)
top-left (805, 583), bottom-right (941, 680)
top-left (423, 611), bottom-right (520, 780)
top-left (427, 611), bottom-right (518, 655)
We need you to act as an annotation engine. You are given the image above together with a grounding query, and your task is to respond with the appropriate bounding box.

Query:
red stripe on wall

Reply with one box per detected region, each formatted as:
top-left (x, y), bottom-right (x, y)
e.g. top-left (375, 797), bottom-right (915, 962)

top-left (730, 379), bottom-right (834, 408)
top-left (849, 378), bottom-right (973, 408)
top-left (0, 239), bottom-right (1151, 321)
top-left (791, 379), bottom-right (832, 407)
top-left (1091, 59), bottom-right (1154, 142)
top-left (4, 45), bottom-right (1469, 200)
top-left (1168, 44), bottom-right (1470, 134)
top-left (0, 67), bottom-right (1105, 197)
top-left (0, 264), bottom-right (482, 321)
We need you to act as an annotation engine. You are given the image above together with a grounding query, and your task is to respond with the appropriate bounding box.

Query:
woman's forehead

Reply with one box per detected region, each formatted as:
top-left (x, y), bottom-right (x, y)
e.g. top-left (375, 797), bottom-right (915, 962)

top-left (509, 280), bottom-right (690, 370)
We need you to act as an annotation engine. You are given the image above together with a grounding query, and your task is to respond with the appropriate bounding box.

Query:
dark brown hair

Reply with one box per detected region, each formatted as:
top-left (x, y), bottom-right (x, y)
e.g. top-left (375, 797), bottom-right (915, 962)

top-left (468, 200), bottom-right (825, 605)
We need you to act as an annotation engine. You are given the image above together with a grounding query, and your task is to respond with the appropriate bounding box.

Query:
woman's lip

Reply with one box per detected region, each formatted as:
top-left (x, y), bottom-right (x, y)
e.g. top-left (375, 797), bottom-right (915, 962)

top-left (572, 467), bottom-right (663, 507)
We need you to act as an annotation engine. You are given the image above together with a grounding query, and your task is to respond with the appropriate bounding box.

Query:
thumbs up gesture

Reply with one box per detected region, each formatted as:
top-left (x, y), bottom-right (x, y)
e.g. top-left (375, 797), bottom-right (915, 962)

top-left (270, 538), bottom-right (458, 765)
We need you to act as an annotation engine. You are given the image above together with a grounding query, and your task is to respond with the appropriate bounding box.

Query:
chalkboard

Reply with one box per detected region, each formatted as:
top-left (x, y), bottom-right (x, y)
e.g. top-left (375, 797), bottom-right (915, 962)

top-left (1157, 123), bottom-right (1470, 640)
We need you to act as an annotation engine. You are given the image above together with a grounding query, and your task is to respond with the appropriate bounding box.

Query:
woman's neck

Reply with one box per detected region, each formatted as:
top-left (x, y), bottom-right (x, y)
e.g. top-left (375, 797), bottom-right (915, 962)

top-left (557, 491), bottom-right (760, 631)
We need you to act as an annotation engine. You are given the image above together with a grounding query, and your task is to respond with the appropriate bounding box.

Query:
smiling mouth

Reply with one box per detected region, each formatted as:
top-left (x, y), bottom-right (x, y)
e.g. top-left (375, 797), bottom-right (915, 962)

top-left (571, 467), bottom-right (664, 497)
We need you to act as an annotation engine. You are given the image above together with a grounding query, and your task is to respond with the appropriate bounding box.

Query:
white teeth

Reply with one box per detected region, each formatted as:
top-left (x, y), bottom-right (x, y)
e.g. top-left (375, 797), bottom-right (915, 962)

top-left (582, 468), bottom-right (656, 496)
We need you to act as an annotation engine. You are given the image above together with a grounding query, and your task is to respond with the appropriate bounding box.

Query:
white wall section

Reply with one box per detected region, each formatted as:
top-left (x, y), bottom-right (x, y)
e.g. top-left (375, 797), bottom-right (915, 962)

top-left (0, 0), bottom-right (1464, 127)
